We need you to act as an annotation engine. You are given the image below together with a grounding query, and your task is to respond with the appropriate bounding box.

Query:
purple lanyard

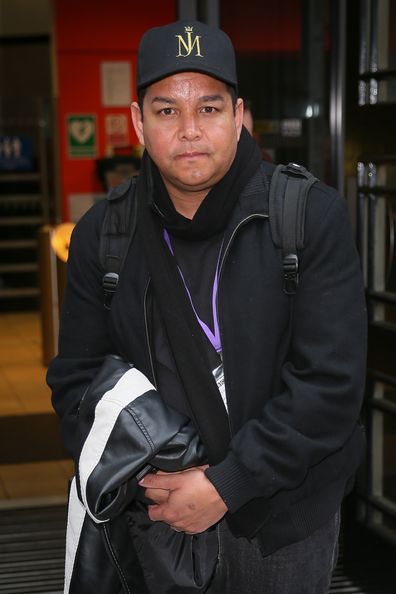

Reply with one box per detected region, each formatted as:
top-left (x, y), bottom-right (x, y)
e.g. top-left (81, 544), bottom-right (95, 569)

top-left (163, 229), bottom-right (222, 354)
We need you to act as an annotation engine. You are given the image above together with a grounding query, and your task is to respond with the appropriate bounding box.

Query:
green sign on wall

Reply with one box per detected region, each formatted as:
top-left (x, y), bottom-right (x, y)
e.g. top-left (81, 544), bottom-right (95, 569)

top-left (67, 114), bottom-right (97, 158)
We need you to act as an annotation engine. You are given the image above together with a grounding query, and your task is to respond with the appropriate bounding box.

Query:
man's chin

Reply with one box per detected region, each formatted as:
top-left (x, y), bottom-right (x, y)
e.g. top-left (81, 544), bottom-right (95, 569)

top-left (170, 170), bottom-right (222, 193)
top-left (175, 178), bottom-right (215, 194)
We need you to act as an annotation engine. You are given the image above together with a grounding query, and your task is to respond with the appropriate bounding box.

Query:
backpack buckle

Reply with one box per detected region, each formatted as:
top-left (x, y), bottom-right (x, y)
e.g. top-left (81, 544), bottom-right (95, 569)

top-left (283, 253), bottom-right (299, 295)
top-left (103, 272), bottom-right (119, 309)
top-left (285, 162), bottom-right (307, 176)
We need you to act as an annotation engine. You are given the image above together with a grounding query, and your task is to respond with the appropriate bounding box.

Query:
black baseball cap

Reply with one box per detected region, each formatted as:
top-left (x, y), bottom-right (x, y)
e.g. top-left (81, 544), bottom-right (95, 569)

top-left (136, 20), bottom-right (238, 92)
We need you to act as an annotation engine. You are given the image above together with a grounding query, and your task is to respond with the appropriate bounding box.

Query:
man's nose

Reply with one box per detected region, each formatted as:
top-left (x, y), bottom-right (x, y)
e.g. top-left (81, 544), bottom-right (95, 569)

top-left (178, 112), bottom-right (202, 141)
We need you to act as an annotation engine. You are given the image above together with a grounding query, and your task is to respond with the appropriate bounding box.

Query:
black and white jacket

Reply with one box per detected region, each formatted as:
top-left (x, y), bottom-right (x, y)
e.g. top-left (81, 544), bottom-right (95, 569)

top-left (65, 354), bottom-right (209, 593)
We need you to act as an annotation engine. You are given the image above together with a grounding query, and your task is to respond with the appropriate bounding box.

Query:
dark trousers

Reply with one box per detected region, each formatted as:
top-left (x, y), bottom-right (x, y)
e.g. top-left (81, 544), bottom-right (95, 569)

top-left (207, 511), bottom-right (340, 594)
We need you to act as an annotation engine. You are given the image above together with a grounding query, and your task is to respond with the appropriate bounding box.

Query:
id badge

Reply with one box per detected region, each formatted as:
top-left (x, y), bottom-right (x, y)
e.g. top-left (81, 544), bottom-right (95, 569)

top-left (212, 363), bottom-right (228, 412)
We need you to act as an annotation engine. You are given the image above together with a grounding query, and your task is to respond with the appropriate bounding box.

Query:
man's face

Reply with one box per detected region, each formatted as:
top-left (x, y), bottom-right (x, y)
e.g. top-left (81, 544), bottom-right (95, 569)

top-left (131, 72), bottom-right (243, 198)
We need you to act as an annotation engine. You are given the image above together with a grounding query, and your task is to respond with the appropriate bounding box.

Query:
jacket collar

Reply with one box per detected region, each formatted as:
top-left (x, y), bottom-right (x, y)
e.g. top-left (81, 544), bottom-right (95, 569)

top-left (226, 160), bottom-right (275, 230)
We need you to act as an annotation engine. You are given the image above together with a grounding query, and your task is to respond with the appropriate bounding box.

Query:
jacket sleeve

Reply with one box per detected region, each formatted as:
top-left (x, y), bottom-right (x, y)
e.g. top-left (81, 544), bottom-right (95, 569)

top-left (46, 200), bottom-right (115, 460)
top-left (205, 186), bottom-right (367, 514)
top-left (74, 355), bottom-right (203, 522)
top-left (47, 204), bottom-right (205, 514)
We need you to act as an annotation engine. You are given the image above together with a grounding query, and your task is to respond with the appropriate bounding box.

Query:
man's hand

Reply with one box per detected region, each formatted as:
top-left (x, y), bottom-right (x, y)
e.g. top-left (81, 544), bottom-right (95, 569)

top-left (139, 466), bottom-right (227, 534)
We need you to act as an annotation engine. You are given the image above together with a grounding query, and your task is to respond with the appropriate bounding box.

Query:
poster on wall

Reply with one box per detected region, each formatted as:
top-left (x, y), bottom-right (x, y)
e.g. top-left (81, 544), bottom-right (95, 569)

top-left (0, 135), bottom-right (33, 171)
top-left (101, 62), bottom-right (132, 107)
top-left (105, 114), bottom-right (130, 152)
top-left (67, 114), bottom-right (97, 158)
top-left (68, 192), bottom-right (107, 222)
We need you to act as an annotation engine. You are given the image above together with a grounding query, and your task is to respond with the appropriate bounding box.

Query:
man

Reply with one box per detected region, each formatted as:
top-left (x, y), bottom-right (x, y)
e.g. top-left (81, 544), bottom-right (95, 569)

top-left (242, 98), bottom-right (254, 135)
top-left (48, 20), bottom-right (367, 594)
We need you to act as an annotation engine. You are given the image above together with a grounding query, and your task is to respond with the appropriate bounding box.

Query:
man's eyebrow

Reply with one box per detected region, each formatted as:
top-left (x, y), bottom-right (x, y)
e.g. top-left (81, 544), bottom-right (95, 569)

top-left (150, 96), bottom-right (176, 105)
top-left (150, 94), bottom-right (226, 105)
top-left (200, 94), bottom-right (225, 102)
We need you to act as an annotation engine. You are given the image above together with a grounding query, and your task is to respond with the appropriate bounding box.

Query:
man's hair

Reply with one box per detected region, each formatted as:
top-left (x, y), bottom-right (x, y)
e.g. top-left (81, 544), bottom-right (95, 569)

top-left (137, 83), bottom-right (238, 118)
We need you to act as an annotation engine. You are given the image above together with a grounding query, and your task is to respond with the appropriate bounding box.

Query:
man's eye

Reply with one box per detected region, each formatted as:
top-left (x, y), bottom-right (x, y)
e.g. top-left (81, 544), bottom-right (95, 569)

top-left (201, 106), bottom-right (217, 113)
top-left (160, 108), bottom-right (175, 116)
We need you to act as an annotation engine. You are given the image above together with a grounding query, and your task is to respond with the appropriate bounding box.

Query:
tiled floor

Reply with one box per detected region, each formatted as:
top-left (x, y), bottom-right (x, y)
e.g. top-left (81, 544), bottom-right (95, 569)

top-left (0, 311), bottom-right (51, 415)
top-left (0, 311), bottom-right (72, 505)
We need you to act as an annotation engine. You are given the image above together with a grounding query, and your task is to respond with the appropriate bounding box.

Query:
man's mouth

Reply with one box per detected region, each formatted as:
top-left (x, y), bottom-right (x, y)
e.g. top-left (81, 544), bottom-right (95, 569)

top-left (175, 151), bottom-right (207, 160)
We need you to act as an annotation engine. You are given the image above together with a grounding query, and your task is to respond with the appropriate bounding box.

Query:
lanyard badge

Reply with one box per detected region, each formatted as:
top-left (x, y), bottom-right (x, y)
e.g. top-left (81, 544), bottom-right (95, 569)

top-left (212, 362), bottom-right (227, 412)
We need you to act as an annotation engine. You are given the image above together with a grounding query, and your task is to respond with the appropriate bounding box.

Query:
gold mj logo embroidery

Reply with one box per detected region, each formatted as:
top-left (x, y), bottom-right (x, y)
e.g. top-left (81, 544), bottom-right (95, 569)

top-left (175, 26), bottom-right (203, 58)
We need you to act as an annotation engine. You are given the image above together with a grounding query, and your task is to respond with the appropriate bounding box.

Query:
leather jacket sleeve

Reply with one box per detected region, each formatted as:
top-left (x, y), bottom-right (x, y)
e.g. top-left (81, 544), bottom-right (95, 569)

top-left (76, 354), bottom-right (205, 523)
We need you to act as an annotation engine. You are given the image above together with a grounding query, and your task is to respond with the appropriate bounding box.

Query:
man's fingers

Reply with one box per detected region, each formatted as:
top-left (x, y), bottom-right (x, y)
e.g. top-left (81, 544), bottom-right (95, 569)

top-left (148, 503), bottom-right (177, 524)
top-left (139, 471), bottom-right (181, 490)
top-left (145, 487), bottom-right (169, 504)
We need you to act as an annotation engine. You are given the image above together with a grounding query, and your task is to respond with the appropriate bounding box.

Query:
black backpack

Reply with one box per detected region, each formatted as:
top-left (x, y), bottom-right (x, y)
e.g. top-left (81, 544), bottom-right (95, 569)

top-left (99, 162), bottom-right (317, 309)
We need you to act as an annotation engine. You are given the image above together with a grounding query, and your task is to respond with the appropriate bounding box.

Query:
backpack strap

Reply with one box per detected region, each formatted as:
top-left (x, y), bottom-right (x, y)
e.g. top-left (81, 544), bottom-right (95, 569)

top-left (99, 176), bottom-right (138, 309)
top-left (269, 162), bottom-right (318, 295)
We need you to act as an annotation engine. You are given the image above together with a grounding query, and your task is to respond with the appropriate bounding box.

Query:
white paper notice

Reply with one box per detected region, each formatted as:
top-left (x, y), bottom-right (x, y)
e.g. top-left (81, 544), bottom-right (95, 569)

top-left (101, 62), bottom-right (132, 107)
top-left (105, 114), bottom-right (129, 147)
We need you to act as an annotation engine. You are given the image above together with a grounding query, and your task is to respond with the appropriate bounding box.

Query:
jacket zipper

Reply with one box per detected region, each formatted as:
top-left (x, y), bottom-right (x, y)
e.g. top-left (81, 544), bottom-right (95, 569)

top-left (216, 213), bottom-right (269, 435)
top-left (142, 213), bottom-right (269, 431)
top-left (143, 278), bottom-right (158, 389)
top-left (102, 524), bottom-right (131, 594)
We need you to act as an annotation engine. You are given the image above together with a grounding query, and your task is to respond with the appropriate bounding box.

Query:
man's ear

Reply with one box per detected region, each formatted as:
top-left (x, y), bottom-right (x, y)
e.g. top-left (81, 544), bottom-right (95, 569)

top-left (235, 98), bottom-right (244, 141)
top-left (130, 102), bottom-right (145, 146)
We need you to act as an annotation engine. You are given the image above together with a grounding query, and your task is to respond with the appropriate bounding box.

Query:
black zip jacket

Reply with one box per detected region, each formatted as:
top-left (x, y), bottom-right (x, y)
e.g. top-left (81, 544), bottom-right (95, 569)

top-left (47, 161), bottom-right (367, 556)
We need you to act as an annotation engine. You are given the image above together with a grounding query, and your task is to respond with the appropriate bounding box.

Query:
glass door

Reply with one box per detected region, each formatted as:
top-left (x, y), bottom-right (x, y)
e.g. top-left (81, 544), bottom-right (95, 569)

top-left (353, 0), bottom-right (396, 545)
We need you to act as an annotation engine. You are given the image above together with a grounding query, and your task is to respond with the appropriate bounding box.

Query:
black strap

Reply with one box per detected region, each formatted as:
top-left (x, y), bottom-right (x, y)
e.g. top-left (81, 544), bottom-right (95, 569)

top-left (99, 177), bottom-right (138, 309)
top-left (99, 163), bottom-right (318, 305)
top-left (269, 162), bottom-right (318, 294)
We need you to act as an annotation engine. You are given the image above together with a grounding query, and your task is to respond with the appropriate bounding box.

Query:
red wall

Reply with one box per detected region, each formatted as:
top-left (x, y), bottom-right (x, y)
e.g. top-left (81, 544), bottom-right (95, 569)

top-left (221, 0), bottom-right (301, 53)
top-left (55, 0), bottom-right (306, 220)
top-left (54, 0), bottom-right (176, 220)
